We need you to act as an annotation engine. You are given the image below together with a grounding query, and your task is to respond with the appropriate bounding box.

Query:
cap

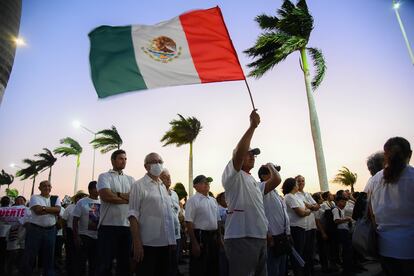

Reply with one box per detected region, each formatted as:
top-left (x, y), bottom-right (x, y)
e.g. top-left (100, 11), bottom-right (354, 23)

top-left (249, 148), bottom-right (260, 155)
top-left (71, 190), bottom-right (88, 201)
top-left (193, 175), bottom-right (213, 185)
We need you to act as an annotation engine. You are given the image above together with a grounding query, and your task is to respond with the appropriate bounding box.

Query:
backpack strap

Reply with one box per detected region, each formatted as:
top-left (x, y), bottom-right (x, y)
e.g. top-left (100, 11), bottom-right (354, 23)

top-left (50, 195), bottom-right (58, 207)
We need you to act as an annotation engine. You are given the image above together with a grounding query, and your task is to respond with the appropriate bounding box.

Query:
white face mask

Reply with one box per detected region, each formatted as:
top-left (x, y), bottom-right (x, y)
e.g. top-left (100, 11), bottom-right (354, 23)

top-left (149, 163), bottom-right (163, 177)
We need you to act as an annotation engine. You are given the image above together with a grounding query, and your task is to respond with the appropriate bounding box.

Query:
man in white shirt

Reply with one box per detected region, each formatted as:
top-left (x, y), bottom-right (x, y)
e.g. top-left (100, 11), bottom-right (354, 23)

top-left (129, 152), bottom-right (176, 276)
top-left (73, 181), bottom-right (100, 276)
top-left (96, 149), bottom-right (135, 276)
top-left (222, 110), bottom-right (281, 276)
top-left (20, 180), bottom-right (61, 276)
top-left (185, 175), bottom-right (220, 276)
top-left (160, 168), bottom-right (181, 276)
top-left (295, 175), bottom-right (320, 276)
top-left (258, 166), bottom-right (290, 276)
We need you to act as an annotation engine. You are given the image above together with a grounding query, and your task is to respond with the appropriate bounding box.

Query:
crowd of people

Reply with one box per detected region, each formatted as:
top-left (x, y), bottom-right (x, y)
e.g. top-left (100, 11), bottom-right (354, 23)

top-left (0, 110), bottom-right (413, 276)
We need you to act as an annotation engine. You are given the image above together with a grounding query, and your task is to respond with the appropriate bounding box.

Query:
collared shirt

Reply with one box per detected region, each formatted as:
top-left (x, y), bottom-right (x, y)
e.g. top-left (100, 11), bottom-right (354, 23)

top-left (168, 189), bottom-right (181, 239)
top-left (284, 193), bottom-right (307, 229)
top-left (185, 192), bottom-right (219, 231)
top-left (128, 174), bottom-right (176, 246)
top-left (72, 197), bottom-right (101, 239)
top-left (262, 186), bottom-right (291, 236)
top-left (371, 166), bottom-right (414, 259)
top-left (296, 191), bottom-right (317, 230)
top-left (97, 170), bottom-right (135, 227)
top-left (222, 160), bottom-right (268, 239)
top-left (62, 204), bottom-right (75, 229)
top-left (29, 195), bottom-right (61, 227)
top-left (332, 207), bottom-right (349, 231)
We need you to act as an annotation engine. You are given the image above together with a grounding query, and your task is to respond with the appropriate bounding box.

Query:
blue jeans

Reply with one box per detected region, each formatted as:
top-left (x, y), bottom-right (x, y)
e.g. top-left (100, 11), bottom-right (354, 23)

top-left (96, 225), bottom-right (131, 276)
top-left (20, 224), bottom-right (56, 276)
top-left (267, 247), bottom-right (287, 276)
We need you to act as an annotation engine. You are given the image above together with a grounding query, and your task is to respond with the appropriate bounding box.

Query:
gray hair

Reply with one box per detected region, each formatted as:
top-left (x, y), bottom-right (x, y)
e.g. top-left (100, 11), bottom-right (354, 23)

top-left (367, 151), bottom-right (385, 176)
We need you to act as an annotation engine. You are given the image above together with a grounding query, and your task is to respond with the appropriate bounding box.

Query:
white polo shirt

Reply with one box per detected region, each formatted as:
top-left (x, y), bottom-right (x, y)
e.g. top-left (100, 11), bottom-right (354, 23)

top-left (29, 195), bottom-right (61, 227)
top-left (284, 193), bottom-right (307, 229)
top-left (62, 204), bottom-right (75, 229)
top-left (371, 166), bottom-right (414, 259)
top-left (185, 192), bottom-right (219, 231)
top-left (296, 191), bottom-right (317, 231)
top-left (222, 160), bottom-right (268, 239)
top-left (72, 197), bottom-right (101, 239)
top-left (128, 174), bottom-right (176, 246)
top-left (262, 186), bottom-right (290, 236)
top-left (169, 190), bottom-right (181, 239)
top-left (332, 207), bottom-right (350, 231)
top-left (97, 170), bottom-right (134, 227)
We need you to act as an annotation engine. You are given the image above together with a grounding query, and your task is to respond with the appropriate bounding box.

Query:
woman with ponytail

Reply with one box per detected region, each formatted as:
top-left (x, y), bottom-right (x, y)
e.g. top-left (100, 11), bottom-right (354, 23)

top-left (370, 137), bottom-right (414, 276)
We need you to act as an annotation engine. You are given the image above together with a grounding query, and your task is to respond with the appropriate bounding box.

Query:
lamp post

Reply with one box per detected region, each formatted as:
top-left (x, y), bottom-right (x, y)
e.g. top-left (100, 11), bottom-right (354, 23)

top-left (73, 120), bottom-right (97, 180)
top-left (392, 0), bottom-right (414, 65)
top-left (10, 163), bottom-right (25, 196)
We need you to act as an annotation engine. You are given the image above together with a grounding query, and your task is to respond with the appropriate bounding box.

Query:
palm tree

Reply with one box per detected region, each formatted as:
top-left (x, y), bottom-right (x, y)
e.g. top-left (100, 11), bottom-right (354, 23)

top-left (332, 166), bottom-right (357, 193)
top-left (90, 125), bottom-right (123, 154)
top-left (173, 182), bottom-right (188, 201)
top-left (161, 114), bottom-right (202, 196)
top-left (54, 137), bottom-right (83, 194)
top-left (0, 169), bottom-right (14, 190)
top-left (244, 0), bottom-right (329, 191)
top-left (35, 148), bottom-right (57, 182)
top-left (16, 158), bottom-right (39, 196)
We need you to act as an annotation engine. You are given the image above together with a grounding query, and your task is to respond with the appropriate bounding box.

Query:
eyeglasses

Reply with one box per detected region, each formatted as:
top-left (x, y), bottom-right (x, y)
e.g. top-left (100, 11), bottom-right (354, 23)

top-left (146, 160), bottom-right (164, 165)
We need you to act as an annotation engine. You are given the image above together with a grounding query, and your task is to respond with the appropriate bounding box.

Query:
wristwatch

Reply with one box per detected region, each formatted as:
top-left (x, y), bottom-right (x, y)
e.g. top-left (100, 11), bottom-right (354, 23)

top-left (42, 206), bottom-right (46, 212)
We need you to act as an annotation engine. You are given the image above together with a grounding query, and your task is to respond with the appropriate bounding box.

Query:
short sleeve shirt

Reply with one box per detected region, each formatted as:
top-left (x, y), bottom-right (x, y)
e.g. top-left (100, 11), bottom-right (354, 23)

top-left (262, 186), bottom-right (290, 236)
top-left (29, 195), bottom-right (61, 227)
top-left (296, 191), bottom-right (317, 230)
top-left (72, 197), bottom-right (101, 239)
top-left (97, 170), bottom-right (134, 227)
top-left (185, 192), bottom-right (219, 231)
top-left (222, 160), bottom-right (268, 239)
top-left (62, 204), bottom-right (75, 229)
top-left (332, 207), bottom-right (349, 231)
top-left (284, 193), bottom-right (307, 229)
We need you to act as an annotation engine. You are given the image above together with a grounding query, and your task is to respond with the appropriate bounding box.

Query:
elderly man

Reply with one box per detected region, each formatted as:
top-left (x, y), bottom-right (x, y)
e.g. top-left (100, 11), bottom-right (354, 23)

top-left (129, 152), bottom-right (176, 276)
top-left (20, 180), bottom-right (61, 276)
top-left (222, 110), bottom-right (281, 276)
top-left (185, 175), bottom-right (220, 276)
top-left (96, 149), bottom-right (135, 276)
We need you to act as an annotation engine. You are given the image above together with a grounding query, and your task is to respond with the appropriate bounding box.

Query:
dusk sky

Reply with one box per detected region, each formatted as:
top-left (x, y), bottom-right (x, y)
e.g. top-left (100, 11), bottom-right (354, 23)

top-left (1, 0), bottom-right (413, 199)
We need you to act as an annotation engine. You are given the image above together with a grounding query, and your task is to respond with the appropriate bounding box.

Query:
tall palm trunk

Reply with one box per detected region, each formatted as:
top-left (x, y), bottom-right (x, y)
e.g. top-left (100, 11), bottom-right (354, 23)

top-left (300, 48), bottom-right (329, 191)
top-left (48, 166), bottom-right (52, 182)
top-left (30, 176), bottom-right (36, 196)
top-left (188, 142), bottom-right (193, 196)
top-left (74, 154), bottom-right (80, 194)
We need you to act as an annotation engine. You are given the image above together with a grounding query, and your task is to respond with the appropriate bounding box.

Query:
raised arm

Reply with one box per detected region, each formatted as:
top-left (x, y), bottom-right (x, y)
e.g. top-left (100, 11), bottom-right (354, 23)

top-left (263, 163), bottom-right (282, 195)
top-left (233, 110), bottom-right (260, 171)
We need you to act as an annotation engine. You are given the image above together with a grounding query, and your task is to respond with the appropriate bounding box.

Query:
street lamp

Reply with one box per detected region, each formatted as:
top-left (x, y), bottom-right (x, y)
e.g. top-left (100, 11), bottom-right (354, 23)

top-left (73, 120), bottom-right (97, 180)
top-left (10, 163), bottom-right (26, 197)
top-left (392, 0), bottom-right (414, 65)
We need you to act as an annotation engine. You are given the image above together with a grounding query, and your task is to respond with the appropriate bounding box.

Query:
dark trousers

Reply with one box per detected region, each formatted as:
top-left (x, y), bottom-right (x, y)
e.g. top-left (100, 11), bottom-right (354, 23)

top-left (304, 229), bottom-right (316, 276)
top-left (79, 235), bottom-right (97, 276)
top-left (316, 231), bottom-right (329, 270)
top-left (337, 229), bottom-right (353, 273)
top-left (96, 225), bottom-right (131, 276)
top-left (136, 245), bottom-right (170, 276)
top-left (54, 235), bottom-right (64, 273)
top-left (65, 227), bottom-right (78, 275)
top-left (380, 256), bottom-right (414, 276)
top-left (290, 226), bottom-right (306, 276)
top-left (190, 230), bottom-right (219, 276)
top-left (20, 224), bottom-right (56, 276)
top-left (0, 237), bottom-right (6, 275)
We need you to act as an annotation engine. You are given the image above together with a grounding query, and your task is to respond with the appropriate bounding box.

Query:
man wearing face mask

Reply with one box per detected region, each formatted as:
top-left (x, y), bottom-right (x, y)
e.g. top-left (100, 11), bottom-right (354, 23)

top-left (96, 149), bottom-right (135, 276)
top-left (129, 152), bottom-right (176, 276)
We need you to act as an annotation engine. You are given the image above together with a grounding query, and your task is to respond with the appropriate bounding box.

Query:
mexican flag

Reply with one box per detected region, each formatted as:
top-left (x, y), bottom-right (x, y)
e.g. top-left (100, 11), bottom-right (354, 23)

top-left (89, 7), bottom-right (245, 98)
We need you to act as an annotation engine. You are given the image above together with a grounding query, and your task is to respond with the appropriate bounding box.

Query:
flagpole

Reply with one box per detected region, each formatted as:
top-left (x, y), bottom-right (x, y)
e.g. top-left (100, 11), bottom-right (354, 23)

top-left (244, 78), bottom-right (256, 110)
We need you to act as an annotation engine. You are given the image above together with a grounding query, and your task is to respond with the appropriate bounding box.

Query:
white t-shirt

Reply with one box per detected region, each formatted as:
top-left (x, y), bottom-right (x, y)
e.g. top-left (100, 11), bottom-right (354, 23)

top-left (284, 193), bottom-right (307, 229)
top-left (296, 191), bottom-right (317, 230)
top-left (363, 176), bottom-right (375, 194)
top-left (169, 190), bottom-right (181, 240)
top-left (57, 207), bottom-right (64, 236)
top-left (128, 174), bottom-right (176, 246)
top-left (62, 204), bottom-right (75, 229)
top-left (29, 195), bottom-right (61, 227)
top-left (332, 207), bottom-right (349, 231)
top-left (185, 192), bottom-right (219, 231)
top-left (262, 187), bottom-right (290, 236)
top-left (222, 160), bottom-right (268, 239)
top-left (72, 197), bottom-right (101, 239)
top-left (371, 166), bottom-right (414, 259)
top-left (97, 170), bottom-right (134, 227)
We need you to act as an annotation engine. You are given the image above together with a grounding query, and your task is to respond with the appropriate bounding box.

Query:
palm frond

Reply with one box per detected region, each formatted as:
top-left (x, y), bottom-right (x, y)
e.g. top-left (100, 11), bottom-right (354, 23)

top-left (276, 0), bottom-right (313, 40)
top-left (54, 137), bottom-right (82, 156)
top-left (332, 166), bottom-right (357, 186)
top-left (35, 148), bottom-right (57, 172)
top-left (91, 125), bottom-right (123, 153)
top-left (255, 14), bottom-right (279, 30)
top-left (16, 159), bottom-right (39, 180)
top-left (0, 170), bottom-right (14, 186)
top-left (307, 47), bottom-right (327, 90)
top-left (161, 114), bottom-right (202, 147)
